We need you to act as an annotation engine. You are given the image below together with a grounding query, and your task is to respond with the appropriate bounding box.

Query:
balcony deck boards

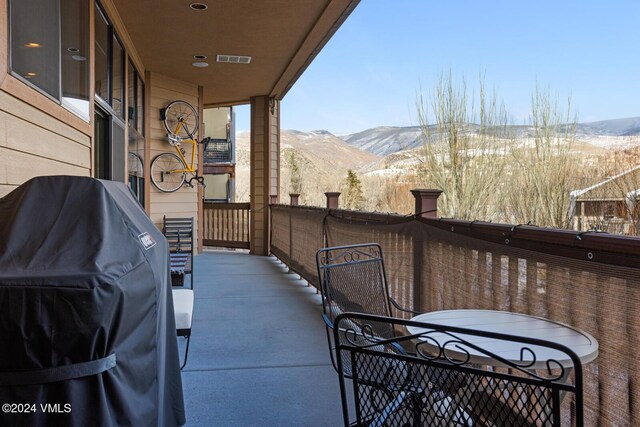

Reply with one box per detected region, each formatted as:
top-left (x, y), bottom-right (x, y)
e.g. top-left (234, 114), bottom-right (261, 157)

top-left (179, 250), bottom-right (344, 426)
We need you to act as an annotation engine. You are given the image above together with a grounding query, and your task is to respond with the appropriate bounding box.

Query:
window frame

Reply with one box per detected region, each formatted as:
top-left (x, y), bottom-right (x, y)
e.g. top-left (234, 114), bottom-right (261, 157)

top-left (94, 1), bottom-right (125, 119)
top-left (8, 0), bottom-right (90, 121)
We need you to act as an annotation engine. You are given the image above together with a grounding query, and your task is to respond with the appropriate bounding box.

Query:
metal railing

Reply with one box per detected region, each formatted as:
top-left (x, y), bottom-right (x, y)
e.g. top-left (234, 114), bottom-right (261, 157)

top-left (270, 203), bottom-right (640, 425)
top-left (203, 202), bottom-right (249, 248)
top-left (203, 140), bottom-right (232, 164)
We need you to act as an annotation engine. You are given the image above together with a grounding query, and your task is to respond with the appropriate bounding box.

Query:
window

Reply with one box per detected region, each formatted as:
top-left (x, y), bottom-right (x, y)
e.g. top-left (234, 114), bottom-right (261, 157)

top-left (127, 59), bottom-right (145, 205)
top-left (94, 2), bottom-right (125, 118)
top-left (112, 36), bottom-right (124, 117)
top-left (9, 0), bottom-right (89, 118)
top-left (127, 59), bottom-right (145, 135)
top-left (94, 7), bottom-right (109, 102)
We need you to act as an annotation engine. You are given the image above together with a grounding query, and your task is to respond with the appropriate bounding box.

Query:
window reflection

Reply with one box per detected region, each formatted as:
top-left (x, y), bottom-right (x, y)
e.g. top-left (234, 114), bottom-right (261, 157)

top-left (61, 0), bottom-right (89, 117)
top-left (10, 0), bottom-right (60, 99)
top-left (112, 36), bottom-right (124, 118)
top-left (94, 7), bottom-right (109, 103)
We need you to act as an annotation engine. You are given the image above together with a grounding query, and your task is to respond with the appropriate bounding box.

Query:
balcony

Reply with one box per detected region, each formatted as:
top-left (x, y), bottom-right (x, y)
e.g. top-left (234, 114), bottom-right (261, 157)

top-left (203, 140), bottom-right (233, 164)
top-left (193, 192), bottom-right (640, 425)
top-left (180, 250), bottom-right (345, 426)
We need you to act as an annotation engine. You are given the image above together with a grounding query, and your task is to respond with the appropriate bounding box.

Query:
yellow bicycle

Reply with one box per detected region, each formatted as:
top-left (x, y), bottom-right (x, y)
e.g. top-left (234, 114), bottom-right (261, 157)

top-left (150, 100), bottom-right (210, 192)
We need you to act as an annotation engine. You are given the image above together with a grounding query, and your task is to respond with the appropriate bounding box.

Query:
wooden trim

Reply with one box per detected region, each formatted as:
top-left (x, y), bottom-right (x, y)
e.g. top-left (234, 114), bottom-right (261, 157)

top-left (203, 240), bottom-right (250, 249)
top-left (203, 164), bottom-right (235, 176)
top-left (1, 75), bottom-right (93, 136)
top-left (276, 99), bottom-right (281, 202)
top-left (1, 1), bottom-right (92, 137)
top-left (97, 0), bottom-right (145, 77)
top-left (197, 85), bottom-right (204, 253)
top-left (264, 96), bottom-right (272, 253)
top-left (204, 202), bottom-right (250, 210)
top-left (204, 99), bottom-right (250, 109)
top-left (89, 0), bottom-right (96, 174)
top-left (0, 0), bottom-right (8, 88)
top-left (270, 0), bottom-right (360, 99)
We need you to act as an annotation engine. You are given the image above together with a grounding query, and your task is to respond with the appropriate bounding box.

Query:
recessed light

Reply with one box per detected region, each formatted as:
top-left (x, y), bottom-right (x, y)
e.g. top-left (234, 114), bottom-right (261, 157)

top-left (25, 42), bottom-right (41, 48)
top-left (192, 62), bottom-right (209, 68)
top-left (72, 55), bottom-right (87, 61)
top-left (67, 47), bottom-right (79, 53)
top-left (25, 72), bottom-right (36, 78)
top-left (193, 55), bottom-right (207, 60)
top-left (190, 3), bottom-right (207, 10)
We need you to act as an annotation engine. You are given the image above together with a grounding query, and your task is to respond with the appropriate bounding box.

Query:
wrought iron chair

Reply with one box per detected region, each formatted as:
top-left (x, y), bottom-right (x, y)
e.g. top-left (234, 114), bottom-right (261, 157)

top-left (316, 243), bottom-right (419, 375)
top-left (316, 243), bottom-right (429, 425)
top-left (334, 312), bottom-right (584, 427)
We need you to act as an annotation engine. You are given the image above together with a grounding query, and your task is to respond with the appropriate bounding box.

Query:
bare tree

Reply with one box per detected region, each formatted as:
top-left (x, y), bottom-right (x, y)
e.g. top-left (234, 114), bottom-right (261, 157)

top-left (416, 73), bottom-right (510, 220)
top-left (505, 85), bottom-right (577, 228)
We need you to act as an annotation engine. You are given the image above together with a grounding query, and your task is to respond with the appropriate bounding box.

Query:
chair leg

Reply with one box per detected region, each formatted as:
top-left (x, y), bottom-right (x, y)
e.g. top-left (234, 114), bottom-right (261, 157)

top-left (181, 334), bottom-right (191, 370)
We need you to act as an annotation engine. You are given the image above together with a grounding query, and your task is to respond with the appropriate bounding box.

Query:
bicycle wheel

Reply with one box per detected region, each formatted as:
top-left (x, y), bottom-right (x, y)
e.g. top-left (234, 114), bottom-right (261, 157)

top-left (128, 152), bottom-right (144, 177)
top-left (163, 100), bottom-right (198, 139)
top-left (150, 153), bottom-right (187, 192)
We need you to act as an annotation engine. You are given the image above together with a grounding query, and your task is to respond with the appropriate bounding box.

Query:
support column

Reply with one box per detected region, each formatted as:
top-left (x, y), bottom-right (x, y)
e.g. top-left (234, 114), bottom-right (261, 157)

top-left (290, 194), bottom-right (300, 206)
top-left (250, 96), bottom-right (280, 255)
top-left (411, 189), bottom-right (442, 218)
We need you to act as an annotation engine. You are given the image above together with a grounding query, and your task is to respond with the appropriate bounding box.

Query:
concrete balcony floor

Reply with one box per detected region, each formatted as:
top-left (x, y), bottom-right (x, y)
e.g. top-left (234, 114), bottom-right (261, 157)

top-left (179, 250), bottom-right (344, 426)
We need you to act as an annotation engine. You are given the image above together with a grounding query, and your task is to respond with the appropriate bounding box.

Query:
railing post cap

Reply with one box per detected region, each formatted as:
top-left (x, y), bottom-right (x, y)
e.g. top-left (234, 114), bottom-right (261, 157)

top-left (410, 189), bottom-right (443, 198)
top-left (289, 193), bottom-right (300, 197)
top-left (324, 192), bottom-right (341, 197)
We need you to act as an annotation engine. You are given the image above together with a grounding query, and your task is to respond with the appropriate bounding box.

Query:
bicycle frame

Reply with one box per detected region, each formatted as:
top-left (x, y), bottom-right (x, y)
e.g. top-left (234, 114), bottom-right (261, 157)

top-left (169, 121), bottom-right (198, 173)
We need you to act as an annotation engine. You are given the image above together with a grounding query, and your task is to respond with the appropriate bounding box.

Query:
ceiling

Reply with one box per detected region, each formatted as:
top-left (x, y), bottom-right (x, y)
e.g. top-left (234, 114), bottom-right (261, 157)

top-left (111, 0), bottom-right (359, 106)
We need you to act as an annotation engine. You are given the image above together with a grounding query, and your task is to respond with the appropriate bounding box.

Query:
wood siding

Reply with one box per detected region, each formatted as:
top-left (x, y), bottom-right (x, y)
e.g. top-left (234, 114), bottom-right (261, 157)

top-left (148, 72), bottom-right (200, 253)
top-left (0, 91), bottom-right (91, 197)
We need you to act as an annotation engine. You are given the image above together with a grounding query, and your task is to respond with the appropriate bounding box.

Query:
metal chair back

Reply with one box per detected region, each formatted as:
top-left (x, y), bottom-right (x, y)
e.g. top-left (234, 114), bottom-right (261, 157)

top-left (316, 243), bottom-right (393, 334)
top-left (334, 312), bottom-right (584, 427)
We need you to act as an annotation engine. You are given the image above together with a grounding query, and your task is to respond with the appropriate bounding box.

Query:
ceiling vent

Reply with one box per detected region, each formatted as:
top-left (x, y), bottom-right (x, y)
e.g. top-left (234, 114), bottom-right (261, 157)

top-left (216, 54), bottom-right (252, 64)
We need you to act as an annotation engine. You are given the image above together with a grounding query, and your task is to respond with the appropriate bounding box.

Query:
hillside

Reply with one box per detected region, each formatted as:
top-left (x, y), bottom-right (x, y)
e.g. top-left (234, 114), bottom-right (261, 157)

top-left (235, 130), bottom-right (381, 206)
top-left (341, 117), bottom-right (640, 157)
top-left (342, 126), bottom-right (424, 156)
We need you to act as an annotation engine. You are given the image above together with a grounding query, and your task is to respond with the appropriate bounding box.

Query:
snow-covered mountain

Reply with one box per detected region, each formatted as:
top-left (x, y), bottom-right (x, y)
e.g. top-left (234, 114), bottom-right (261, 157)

top-left (341, 126), bottom-right (425, 156)
top-left (341, 117), bottom-right (640, 156)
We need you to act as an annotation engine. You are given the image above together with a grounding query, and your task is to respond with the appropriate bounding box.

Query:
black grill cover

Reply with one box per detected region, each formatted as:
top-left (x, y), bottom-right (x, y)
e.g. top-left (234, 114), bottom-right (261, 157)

top-left (0, 176), bottom-right (185, 427)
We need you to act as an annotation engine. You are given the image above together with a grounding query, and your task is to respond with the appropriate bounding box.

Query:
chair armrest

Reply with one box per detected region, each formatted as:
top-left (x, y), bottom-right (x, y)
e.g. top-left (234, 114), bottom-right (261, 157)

top-left (389, 297), bottom-right (422, 316)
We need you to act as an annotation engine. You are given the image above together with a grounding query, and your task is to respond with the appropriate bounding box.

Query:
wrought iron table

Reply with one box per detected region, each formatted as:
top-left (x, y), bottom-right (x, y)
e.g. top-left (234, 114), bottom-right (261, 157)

top-left (407, 309), bottom-right (599, 369)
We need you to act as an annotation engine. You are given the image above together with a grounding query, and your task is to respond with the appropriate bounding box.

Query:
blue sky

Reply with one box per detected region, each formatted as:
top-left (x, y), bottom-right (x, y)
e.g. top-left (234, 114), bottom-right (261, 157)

top-left (236, 0), bottom-right (640, 134)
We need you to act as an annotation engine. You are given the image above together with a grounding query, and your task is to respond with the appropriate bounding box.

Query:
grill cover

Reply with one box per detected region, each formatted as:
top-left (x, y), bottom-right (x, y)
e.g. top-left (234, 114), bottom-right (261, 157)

top-left (0, 176), bottom-right (185, 427)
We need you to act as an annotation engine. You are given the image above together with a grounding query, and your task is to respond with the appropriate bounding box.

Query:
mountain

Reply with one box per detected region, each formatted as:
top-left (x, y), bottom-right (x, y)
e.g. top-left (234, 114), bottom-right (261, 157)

top-left (341, 117), bottom-right (640, 156)
top-left (575, 117), bottom-right (640, 136)
top-left (341, 126), bottom-right (425, 156)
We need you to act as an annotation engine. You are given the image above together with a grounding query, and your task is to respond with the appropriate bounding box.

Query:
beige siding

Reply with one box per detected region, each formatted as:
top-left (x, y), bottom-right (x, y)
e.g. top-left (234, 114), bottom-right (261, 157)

top-left (148, 72), bottom-right (200, 253)
top-left (0, 91), bottom-right (91, 192)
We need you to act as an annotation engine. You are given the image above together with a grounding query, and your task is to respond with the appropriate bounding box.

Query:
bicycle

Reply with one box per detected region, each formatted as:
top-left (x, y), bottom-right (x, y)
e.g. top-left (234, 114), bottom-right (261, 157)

top-left (150, 100), bottom-right (210, 192)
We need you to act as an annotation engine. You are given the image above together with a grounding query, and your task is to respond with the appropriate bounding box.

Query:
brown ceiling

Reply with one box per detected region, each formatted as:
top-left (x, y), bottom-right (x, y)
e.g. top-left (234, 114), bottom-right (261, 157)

top-left (111, 0), bottom-right (359, 106)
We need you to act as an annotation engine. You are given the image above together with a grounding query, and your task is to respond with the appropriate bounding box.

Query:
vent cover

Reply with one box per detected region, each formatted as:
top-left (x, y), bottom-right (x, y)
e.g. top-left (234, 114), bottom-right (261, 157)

top-left (216, 54), bottom-right (252, 64)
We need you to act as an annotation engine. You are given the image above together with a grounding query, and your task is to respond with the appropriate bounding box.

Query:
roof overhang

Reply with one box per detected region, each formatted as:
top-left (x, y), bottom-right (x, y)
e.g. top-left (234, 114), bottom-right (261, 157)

top-left (111, 0), bottom-right (359, 106)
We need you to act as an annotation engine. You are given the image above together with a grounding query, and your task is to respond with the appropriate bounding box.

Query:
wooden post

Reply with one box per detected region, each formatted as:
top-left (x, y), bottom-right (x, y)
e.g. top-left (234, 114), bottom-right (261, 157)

top-left (270, 195), bottom-right (278, 204)
top-left (249, 96), bottom-right (280, 255)
top-left (325, 192), bottom-right (341, 209)
top-left (411, 189), bottom-right (442, 218)
top-left (410, 189), bottom-right (441, 313)
top-left (290, 193), bottom-right (300, 206)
